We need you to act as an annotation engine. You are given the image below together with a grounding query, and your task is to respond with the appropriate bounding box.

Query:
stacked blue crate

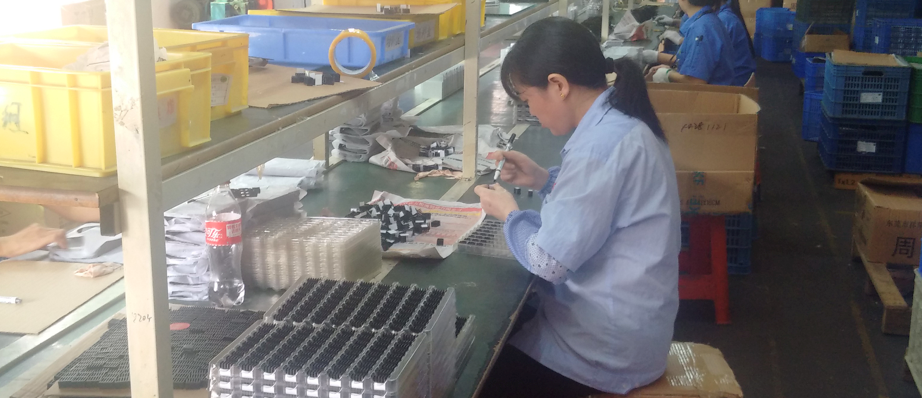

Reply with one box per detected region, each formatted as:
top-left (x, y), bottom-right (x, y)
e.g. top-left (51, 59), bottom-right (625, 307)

top-left (805, 56), bottom-right (826, 92)
top-left (792, 21), bottom-right (848, 78)
top-left (907, 123), bottom-right (922, 173)
top-left (853, 0), bottom-right (918, 51)
top-left (819, 51), bottom-right (912, 173)
top-left (872, 18), bottom-right (922, 56)
top-left (802, 91), bottom-right (824, 141)
top-left (794, 51), bottom-right (824, 78)
top-left (679, 214), bottom-right (755, 275)
top-left (756, 8), bottom-right (795, 62)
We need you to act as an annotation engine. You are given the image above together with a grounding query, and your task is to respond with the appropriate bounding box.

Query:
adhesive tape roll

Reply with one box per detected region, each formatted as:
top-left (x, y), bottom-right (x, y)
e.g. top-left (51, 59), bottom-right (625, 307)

top-left (329, 29), bottom-right (377, 79)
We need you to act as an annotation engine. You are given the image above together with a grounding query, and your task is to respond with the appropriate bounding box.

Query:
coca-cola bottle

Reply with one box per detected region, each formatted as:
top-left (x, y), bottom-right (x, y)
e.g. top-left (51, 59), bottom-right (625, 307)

top-left (205, 182), bottom-right (245, 307)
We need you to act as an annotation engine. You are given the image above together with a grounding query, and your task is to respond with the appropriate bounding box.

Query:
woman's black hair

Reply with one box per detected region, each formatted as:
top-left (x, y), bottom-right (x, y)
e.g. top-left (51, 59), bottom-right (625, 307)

top-left (726, 0), bottom-right (756, 55)
top-left (500, 17), bottom-right (665, 141)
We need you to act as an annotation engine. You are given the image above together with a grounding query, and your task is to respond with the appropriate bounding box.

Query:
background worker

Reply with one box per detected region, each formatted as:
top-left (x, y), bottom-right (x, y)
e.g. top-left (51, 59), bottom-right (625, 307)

top-left (642, 0), bottom-right (735, 85)
top-left (475, 17), bottom-right (681, 397)
top-left (0, 205), bottom-right (99, 259)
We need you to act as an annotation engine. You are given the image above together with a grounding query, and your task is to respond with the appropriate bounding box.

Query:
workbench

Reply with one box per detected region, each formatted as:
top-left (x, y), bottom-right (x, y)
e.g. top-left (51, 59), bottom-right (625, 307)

top-left (0, 4), bottom-right (668, 395)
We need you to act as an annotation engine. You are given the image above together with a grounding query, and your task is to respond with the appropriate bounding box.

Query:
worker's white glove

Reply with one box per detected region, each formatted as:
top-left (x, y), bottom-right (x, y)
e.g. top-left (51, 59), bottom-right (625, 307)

top-left (661, 30), bottom-right (684, 45)
top-left (643, 50), bottom-right (659, 64)
top-left (654, 15), bottom-right (675, 25)
top-left (653, 67), bottom-right (672, 83)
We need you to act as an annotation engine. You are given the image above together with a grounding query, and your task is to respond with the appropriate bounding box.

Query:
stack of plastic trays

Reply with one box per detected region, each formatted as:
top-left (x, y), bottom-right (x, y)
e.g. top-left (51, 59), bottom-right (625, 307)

top-left (242, 217), bottom-right (382, 290)
top-left (210, 324), bottom-right (430, 398)
top-left (404, 287), bottom-right (457, 398)
top-left (457, 219), bottom-right (515, 260)
top-left (453, 315), bottom-right (476, 382)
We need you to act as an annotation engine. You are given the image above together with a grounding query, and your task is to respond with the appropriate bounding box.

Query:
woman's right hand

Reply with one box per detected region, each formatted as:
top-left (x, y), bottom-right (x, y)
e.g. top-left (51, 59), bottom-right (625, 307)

top-left (487, 151), bottom-right (549, 191)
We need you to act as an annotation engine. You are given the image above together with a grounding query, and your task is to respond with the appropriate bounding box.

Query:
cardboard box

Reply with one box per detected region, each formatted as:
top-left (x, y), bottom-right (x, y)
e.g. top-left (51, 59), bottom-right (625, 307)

top-left (649, 90), bottom-right (760, 172)
top-left (834, 173), bottom-right (922, 190)
top-left (0, 202), bottom-right (46, 237)
top-left (744, 17), bottom-right (757, 39)
top-left (831, 50), bottom-right (908, 67)
top-left (853, 180), bottom-right (922, 266)
top-left (739, 0), bottom-right (772, 17)
top-left (647, 82), bottom-right (759, 102)
top-left (676, 171), bottom-right (754, 214)
top-left (783, 0), bottom-right (796, 10)
top-left (627, 343), bottom-right (742, 397)
top-left (800, 30), bottom-right (850, 53)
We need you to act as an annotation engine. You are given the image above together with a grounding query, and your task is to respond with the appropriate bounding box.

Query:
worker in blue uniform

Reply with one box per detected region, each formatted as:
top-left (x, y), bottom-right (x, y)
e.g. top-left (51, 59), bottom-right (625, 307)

top-left (717, 0), bottom-right (757, 85)
top-left (654, 0), bottom-right (755, 85)
top-left (476, 17), bottom-right (680, 398)
top-left (642, 0), bottom-right (735, 85)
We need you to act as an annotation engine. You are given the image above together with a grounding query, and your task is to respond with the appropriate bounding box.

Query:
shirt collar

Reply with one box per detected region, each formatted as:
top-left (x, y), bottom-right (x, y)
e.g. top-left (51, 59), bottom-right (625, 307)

top-left (687, 5), bottom-right (712, 23)
top-left (562, 86), bottom-right (615, 155)
top-left (719, 2), bottom-right (730, 12)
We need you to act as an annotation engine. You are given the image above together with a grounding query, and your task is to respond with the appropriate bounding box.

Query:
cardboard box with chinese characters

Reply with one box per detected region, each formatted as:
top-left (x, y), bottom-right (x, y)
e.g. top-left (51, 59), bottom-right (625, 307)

top-left (626, 343), bottom-right (742, 398)
top-left (648, 90), bottom-right (760, 214)
top-left (853, 180), bottom-right (922, 266)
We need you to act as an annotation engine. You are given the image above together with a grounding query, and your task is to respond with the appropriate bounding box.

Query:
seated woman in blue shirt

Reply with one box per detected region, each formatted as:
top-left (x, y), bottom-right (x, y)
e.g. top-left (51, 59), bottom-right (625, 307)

top-left (642, 0), bottom-right (735, 85)
top-left (717, 0), bottom-right (757, 85)
top-left (475, 17), bottom-right (681, 398)
top-left (653, 0), bottom-right (756, 85)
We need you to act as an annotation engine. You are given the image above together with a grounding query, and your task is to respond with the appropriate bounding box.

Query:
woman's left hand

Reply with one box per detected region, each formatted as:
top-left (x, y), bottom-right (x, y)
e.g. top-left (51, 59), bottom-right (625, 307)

top-left (474, 184), bottom-right (520, 221)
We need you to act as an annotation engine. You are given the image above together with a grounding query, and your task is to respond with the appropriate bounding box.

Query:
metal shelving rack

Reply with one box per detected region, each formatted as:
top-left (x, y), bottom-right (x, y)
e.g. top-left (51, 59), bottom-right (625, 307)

top-left (38, 0), bottom-right (564, 396)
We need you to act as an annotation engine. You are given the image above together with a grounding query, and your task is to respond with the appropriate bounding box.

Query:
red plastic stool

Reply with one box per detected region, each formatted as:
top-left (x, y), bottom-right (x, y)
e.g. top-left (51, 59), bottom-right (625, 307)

top-left (678, 215), bottom-right (730, 325)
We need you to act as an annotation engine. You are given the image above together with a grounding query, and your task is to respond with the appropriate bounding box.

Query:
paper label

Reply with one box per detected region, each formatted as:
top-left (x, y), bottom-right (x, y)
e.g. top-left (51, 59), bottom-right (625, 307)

top-left (860, 92), bottom-right (883, 103)
top-left (211, 73), bottom-right (232, 107)
top-left (205, 214), bottom-right (242, 246)
top-left (786, 23), bottom-right (793, 30)
top-left (875, 36), bottom-right (879, 44)
top-left (385, 32), bottom-right (404, 52)
top-left (857, 141), bottom-right (877, 153)
top-left (414, 19), bottom-right (437, 44)
top-left (157, 93), bottom-right (178, 128)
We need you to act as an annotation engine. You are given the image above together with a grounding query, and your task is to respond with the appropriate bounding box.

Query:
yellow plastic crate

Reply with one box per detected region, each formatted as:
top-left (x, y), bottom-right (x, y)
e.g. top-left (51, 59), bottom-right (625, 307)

top-left (318, 0), bottom-right (485, 39)
top-left (248, 9), bottom-right (440, 48)
top-left (5, 26), bottom-right (249, 121)
top-left (0, 42), bottom-right (199, 177)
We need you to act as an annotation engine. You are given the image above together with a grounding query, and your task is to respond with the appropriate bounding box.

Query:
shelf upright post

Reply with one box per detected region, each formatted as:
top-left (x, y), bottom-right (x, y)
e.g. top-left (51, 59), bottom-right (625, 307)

top-left (105, 0), bottom-right (174, 397)
top-left (559, 0), bottom-right (569, 18)
top-left (602, 0), bottom-right (610, 40)
top-left (462, 0), bottom-right (483, 179)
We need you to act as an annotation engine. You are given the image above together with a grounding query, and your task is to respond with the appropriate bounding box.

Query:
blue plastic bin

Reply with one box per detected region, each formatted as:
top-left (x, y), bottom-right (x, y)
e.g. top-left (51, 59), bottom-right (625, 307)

top-left (872, 18), bottom-right (922, 56)
top-left (679, 214), bottom-right (754, 274)
top-left (822, 52), bottom-right (911, 120)
top-left (906, 123), bottom-right (922, 173)
top-left (192, 15), bottom-right (414, 69)
top-left (802, 91), bottom-right (823, 141)
top-left (727, 247), bottom-right (752, 275)
top-left (819, 111), bottom-right (908, 157)
top-left (805, 56), bottom-right (826, 92)
top-left (754, 32), bottom-right (763, 55)
top-left (756, 8), bottom-right (795, 37)
top-left (761, 35), bottom-right (794, 62)
top-left (794, 51), bottom-right (823, 78)
top-left (854, 0), bottom-right (918, 50)
top-left (818, 111), bottom-right (906, 173)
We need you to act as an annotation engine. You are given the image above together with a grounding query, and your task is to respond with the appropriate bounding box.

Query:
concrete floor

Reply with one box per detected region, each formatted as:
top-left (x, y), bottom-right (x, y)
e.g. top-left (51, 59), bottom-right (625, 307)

top-left (672, 59), bottom-right (920, 398)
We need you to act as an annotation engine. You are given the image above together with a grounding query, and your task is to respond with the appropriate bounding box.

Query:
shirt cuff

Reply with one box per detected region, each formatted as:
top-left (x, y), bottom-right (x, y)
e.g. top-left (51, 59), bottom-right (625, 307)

top-left (538, 167), bottom-right (561, 198)
top-left (503, 210), bottom-right (542, 272)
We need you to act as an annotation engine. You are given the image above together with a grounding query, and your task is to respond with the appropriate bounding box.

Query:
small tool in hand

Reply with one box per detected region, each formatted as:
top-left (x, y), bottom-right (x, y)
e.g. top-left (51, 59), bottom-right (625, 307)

top-left (493, 133), bottom-right (518, 183)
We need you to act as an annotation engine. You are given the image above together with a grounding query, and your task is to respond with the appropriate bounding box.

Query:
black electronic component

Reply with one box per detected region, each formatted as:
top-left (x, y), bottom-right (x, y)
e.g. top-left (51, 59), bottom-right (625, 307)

top-left (528, 189), bottom-right (534, 197)
top-left (231, 187), bottom-right (260, 198)
top-left (514, 187), bottom-right (521, 195)
top-left (304, 76), bottom-right (316, 86)
top-left (437, 238), bottom-right (444, 246)
top-left (322, 73), bottom-right (336, 85)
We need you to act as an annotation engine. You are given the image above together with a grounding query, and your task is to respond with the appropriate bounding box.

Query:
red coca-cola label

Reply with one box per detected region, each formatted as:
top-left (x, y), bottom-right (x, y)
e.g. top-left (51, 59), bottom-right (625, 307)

top-left (205, 214), bottom-right (242, 246)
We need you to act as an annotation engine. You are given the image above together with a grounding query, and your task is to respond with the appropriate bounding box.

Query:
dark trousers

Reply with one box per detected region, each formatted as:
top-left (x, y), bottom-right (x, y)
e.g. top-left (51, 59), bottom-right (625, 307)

top-left (479, 345), bottom-right (601, 398)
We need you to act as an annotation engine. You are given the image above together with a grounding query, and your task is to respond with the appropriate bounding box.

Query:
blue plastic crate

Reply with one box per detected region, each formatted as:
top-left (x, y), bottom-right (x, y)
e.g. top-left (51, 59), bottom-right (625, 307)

top-left (794, 51), bottom-right (824, 78)
top-left (854, 24), bottom-right (875, 51)
top-left (855, 0), bottom-right (918, 26)
top-left (819, 111), bottom-right (908, 156)
top-left (760, 35), bottom-right (794, 62)
top-left (192, 15), bottom-right (414, 69)
top-left (725, 214), bottom-right (753, 249)
top-left (906, 123), bottom-right (922, 173)
top-left (822, 53), bottom-right (912, 120)
top-left (795, 0), bottom-right (854, 25)
top-left (756, 8), bottom-right (795, 37)
top-left (727, 247), bottom-right (752, 275)
top-left (872, 18), bottom-right (922, 56)
top-left (802, 91), bottom-right (824, 141)
top-left (818, 118), bottom-right (905, 173)
top-left (754, 32), bottom-right (763, 55)
top-left (805, 56), bottom-right (826, 92)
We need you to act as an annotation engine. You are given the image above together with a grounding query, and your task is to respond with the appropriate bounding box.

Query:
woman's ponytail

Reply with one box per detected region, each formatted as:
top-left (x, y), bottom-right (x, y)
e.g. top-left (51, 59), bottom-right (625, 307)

top-left (606, 58), bottom-right (666, 142)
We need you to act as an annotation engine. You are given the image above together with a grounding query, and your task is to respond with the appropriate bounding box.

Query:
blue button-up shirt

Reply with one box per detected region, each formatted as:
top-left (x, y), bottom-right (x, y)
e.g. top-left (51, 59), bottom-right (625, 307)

top-left (505, 87), bottom-right (681, 394)
top-left (676, 6), bottom-right (735, 85)
top-left (718, 2), bottom-right (757, 86)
